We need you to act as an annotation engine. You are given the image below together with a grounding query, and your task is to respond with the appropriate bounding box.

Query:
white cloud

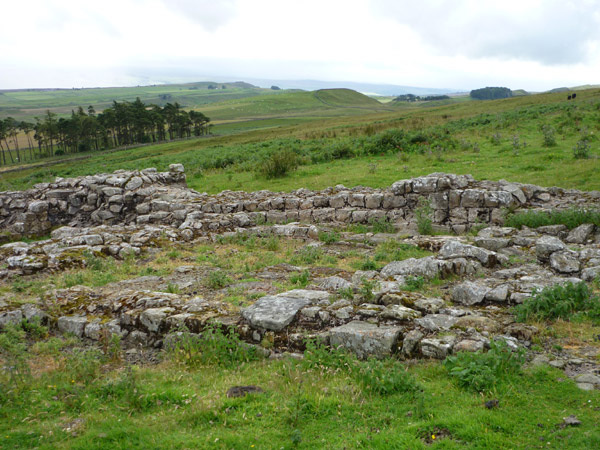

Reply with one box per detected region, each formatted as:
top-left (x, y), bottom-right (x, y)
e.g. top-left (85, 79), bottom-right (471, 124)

top-left (0, 0), bottom-right (599, 90)
top-left (370, 0), bottom-right (600, 65)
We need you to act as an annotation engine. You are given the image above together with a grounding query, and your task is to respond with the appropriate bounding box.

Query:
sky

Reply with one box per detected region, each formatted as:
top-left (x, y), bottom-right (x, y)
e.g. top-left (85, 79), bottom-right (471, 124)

top-left (1, 0), bottom-right (600, 92)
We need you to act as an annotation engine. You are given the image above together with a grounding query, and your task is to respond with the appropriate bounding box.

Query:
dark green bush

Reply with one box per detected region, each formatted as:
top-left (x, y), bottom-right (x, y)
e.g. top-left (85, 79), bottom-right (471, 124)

top-left (258, 150), bottom-right (299, 178)
top-left (514, 282), bottom-right (600, 322)
top-left (444, 340), bottom-right (525, 393)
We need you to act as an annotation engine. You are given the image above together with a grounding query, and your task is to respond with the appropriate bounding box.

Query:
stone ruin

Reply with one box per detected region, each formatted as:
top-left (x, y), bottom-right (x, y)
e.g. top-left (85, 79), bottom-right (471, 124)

top-left (1, 165), bottom-right (600, 390)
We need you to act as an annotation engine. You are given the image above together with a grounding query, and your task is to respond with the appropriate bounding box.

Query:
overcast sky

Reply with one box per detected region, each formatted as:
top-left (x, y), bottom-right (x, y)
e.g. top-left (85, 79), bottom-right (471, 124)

top-left (1, 0), bottom-right (600, 91)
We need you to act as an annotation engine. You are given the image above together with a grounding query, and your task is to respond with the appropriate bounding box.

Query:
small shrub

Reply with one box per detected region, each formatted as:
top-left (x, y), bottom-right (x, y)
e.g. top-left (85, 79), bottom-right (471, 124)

top-left (290, 270), bottom-right (310, 288)
top-left (514, 282), bottom-right (600, 322)
top-left (573, 139), bottom-right (591, 159)
top-left (368, 216), bottom-right (395, 234)
top-left (358, 258), bottom-right (378, 271)
top-left (359, 278), bottom-right (376, 302)
top-left (261, 235), bottom-right (281, 251)
top-left (258, 150), bottom-right (299, 178)
top-left (541, 125), bottom-right (557, 147)
top-left (166, 283), bottom-right (180, 294)
top-left (403, 276), bottom-right (424, 291)
top-left (318, 230), bottom-right (341, 244)
top-left (337, 286), bottom-right (354, 300)
top-left (444, 340), bottom-right (525, 393)
top-left (206, 270), bottom-right (232, 289)
top-left (291, 246), bottom-right (323, 265)
top-left (415, 199), bottom-right (433, 235)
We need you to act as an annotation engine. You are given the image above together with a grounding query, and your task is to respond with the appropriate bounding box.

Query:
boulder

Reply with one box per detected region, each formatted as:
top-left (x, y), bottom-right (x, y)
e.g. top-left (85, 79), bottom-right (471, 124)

top-left (57, 316), bottom-right (88, 337)
top-left (535, 236), bottom-right (566, 261)
top-left (566, 224), bottom-right (595, 244)
top-left (328, 321), bottom-right (403, 359)
top-left (415, 314), bottom-right (458, 332)
top-left (140, 307), bottom-right (175, 333)
top-left (242, 290), bottom-right (329, 331)
top-left (452, 281), bottom-right (490, 306)
top-left (380, 256), bottom-right (450, 280)
top-left (439, 240), bottom-right (498, 266)
top-left (0, 310), bottom-right (23, 329)
top-left (380, 305), bottom-right (421, 321)
top-left (317, 276), bottom-right (352, 291)
top-left (549, 250), bottom-right (580, 273)
top-left (401, 329), bottom-right (424, 357)
top-left (420, 336), bottom-right (456, 359)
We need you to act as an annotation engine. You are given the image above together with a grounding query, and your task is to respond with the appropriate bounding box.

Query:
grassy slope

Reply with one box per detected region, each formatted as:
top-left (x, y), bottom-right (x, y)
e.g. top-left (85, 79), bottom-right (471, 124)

top-left (202, 89), bottom-right (391, 122)
top-left (1, 88), bottom-right (599, 192)
top-left (0, 82), bottom-right (277, 121)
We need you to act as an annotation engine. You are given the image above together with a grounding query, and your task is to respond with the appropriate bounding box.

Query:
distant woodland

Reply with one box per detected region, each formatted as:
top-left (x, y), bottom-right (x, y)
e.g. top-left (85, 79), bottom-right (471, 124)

top-left (0, 98), bottom-right (210, 165)
top-left (469, 87), bottom-right (513, 100)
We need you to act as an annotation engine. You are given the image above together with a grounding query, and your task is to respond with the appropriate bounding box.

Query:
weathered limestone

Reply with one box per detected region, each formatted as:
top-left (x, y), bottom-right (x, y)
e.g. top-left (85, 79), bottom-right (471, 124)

top-left (242, 290), bottom-right (330, 331)
top-left (328, 320), bottom-right (403, 359)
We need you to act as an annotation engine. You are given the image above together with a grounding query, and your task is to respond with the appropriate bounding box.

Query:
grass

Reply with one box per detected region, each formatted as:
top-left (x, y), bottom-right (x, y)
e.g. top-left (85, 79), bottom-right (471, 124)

top-left (1, 325), bottom-right (599, 449)
top-left (505, 208), bottom-right (600, 230)
top-left (2, 88), bottom-right (600, 192)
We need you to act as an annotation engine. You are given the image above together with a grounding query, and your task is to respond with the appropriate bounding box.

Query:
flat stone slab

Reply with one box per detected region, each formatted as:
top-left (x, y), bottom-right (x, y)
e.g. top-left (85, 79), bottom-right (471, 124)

top-left (415, 314), bottom-right (458, 331)
top-left (329, 320), bottom-right (403, 359)
top-left (242, 289), bottom-right (329, 331)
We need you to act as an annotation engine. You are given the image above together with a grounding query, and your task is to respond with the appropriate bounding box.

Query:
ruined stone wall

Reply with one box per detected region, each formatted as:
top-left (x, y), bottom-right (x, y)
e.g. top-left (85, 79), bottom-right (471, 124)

top-left (1, 166), bottom-right (599, 239)
top-left (0, 164), bottom-right (187, 240)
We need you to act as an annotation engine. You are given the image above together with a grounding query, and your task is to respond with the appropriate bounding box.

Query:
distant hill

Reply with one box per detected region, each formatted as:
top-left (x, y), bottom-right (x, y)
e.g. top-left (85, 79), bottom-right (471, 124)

top-left (228, 78), bottom-right (458, 97)
top-left (200, 88), bottom-right (391, 122)
top-left (511, 89), bottom-right (530, 97)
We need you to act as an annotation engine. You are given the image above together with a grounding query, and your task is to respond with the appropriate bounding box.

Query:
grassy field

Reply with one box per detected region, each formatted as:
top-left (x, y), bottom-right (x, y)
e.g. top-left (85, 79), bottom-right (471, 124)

top-left (1, 88), bottom-right (599, 193)
top-left (1, 237), bottom-right (599, 449)
top-left (0, 81), bottom-right (279, 121)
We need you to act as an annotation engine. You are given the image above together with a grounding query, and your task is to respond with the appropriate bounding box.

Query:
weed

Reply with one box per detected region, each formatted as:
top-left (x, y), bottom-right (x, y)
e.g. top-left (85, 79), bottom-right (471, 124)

top-left (302, 341), bottom-right (420, 396)
top-left (505, 207), bottom-right (600, 230)
top-left (166, 283), bottom-right (180, 294)
top-left (358, 278), bottom-right (376, 301)
top-left (490, 133), bottom-right (502, 145)
top-left (337, 286), bottom-right (355, 300)
top-left (573, 139), bottom-right (591, 159)
top-left (258, 150), bottom-right (299, 178)
top-left (444, 340), bottom-right (526, 393)
top-left (206, 270), bottom-right (232, 289)
top-left (0, 323), bottom-right (31, 396)
top-left (368, 216), bottom-right (395, 233)
top-left (541, 124), bottom-right (557, 147)
top-left (167, 323), bottom-right (261, 368)
top-left (514, 282), bottom-right (600, 323)
top-left (291, 246), bottom-right (323, 265)
top-left (415, 198), bottom-right (433, 235)
top-left (318, 230), bottom-right (341, 244)
top-left (290, 270), bottom-right (310, 288)
top-left (403, 276), bottom-right (425, 291)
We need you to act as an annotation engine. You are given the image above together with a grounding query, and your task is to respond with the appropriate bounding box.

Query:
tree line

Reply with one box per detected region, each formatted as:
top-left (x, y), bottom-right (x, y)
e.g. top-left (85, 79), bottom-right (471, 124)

top-left (393, 94), bottom-right (450, 102)
top-left (469, 87), bottom-right (512, 100)
top-left (0, 98), bottom-right (210, 165)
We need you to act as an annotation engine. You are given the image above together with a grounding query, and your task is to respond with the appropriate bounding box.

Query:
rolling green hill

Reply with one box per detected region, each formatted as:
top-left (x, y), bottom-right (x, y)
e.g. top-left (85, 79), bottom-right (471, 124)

top-left (0, 81), bottom-right (278, 121)
top-left (200, 89), bottom-right (391, 122)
